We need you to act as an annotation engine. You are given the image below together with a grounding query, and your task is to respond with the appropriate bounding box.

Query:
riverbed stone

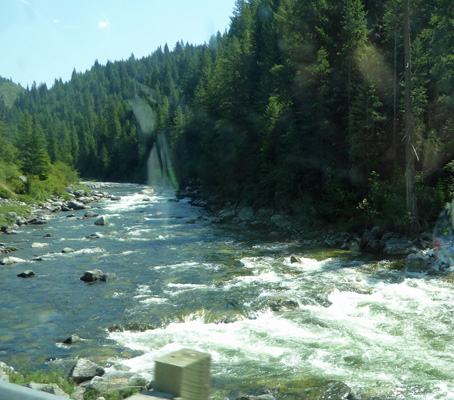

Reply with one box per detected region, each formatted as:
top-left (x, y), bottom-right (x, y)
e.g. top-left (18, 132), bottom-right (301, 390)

top-left (69, 359), bottom-right (105, 384)
top-left (217, 208), bottom-right (236, 222)
top-left (62, 247), bottom-right (75, 253)
top-left (67, 199), bottom-right (86, 210)
top-left (1, 256), bottom-right (26, 265)
top-left (270, 214), bottom-right (292, 230)
top-left (31, 242), bottom-right (50, 248)
top-left (80, 269), bottom-right (104, 282)
top-left (16, 217), bottom-right (28, 225)
top-left (61, 334), bottom-right (81, 345)
top-left (80, 269), bottom-right (116, 283)
top-left (107, 323), bottom-right (157, 333)
top-left (382, 236), bottom-right (418, 256)
top-left (94, 216), bottom-right (109, 226)
top-left (78, 196), bottom-right (94, 204)
top-left (100, 272), bottom-right (117, 282)
top-left (238, 206), bottom-right (254, 221)
top-left (25, 382), bottom-right (70, 398)
top-left (290, 255), bottom-right (302, 264)
top-left (17, 270), bottom-right (35, 278)
top-left (323, 381), bottom-right (357, 399)
top-left (267, 296), bottom-right (299, 312)
top-left (139, 189), bottom-right (155, 195)
top-left (87, 232), bottom-right (104, 239)
top-left (85, 210), bottom-right (100, 218)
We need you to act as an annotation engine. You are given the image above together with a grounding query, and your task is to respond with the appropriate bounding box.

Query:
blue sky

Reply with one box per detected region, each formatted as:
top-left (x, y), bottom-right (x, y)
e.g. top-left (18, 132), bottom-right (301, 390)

top-left (0, 0), bottom-right (237, 88)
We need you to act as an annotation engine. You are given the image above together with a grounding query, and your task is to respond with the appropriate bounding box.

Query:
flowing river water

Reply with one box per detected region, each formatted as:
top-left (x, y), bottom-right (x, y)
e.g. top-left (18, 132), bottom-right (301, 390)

top-left (1, 183), bottom-right (454, 399)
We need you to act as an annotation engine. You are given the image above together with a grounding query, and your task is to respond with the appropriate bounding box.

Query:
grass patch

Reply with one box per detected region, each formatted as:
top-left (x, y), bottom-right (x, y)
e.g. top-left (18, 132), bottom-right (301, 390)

top-left (9, 367), bottom-right (76, 396)
top-left (0, 203), bottom-right (31, 226)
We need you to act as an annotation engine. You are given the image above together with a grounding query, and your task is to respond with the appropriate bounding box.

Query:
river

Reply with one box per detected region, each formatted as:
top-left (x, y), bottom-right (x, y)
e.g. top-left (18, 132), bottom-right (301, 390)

top-left (1, 183), bottom-right (454, 399)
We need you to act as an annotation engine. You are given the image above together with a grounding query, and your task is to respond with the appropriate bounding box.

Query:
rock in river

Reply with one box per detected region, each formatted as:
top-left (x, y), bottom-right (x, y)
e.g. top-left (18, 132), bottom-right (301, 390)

top-left (84, 210), bottom-right (100, 218)
top-left (1, 256), bottom-right (26, 265)
top-left (61, 334), bottom-right (81, 345)
top-left (94, 216), bottom-right (109, 226)
top-left (80, 269), bottom-right (117, 283)
top-left (17, 270), bottom-right (35, 278)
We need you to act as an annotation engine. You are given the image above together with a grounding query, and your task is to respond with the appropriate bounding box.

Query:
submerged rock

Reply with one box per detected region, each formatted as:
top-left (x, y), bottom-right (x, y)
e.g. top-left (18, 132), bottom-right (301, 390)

top-left (84, 210), bottom-right (100, 218)
top-left (80, 269), bottom-right (117, 283)
top-left (87, 232), bottom-right (103, 239)
top-left (139, 189), bottom-right (155, 195)
top-left (80, 270), bottom-right (104, 282)
top-left (31, 242), bottom-right (50, 248)
top-left (107, 323), bottom-right (158, 333)
top-left (17, 270), bottom-right (35, 278)
top-left (267, 296), bottom-right (299, 312)
top-left (322, 381), bottom-right (357, 399)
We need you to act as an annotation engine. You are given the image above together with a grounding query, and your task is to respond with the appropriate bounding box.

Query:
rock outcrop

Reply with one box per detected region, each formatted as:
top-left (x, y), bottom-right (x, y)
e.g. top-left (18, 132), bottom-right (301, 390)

top-left (69, 359), bottom-right (105, 384)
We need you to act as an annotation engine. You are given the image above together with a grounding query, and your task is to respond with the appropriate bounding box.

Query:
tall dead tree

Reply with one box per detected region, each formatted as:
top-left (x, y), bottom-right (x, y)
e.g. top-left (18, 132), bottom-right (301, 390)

top-left (404, 0), bottom-right (420, 234)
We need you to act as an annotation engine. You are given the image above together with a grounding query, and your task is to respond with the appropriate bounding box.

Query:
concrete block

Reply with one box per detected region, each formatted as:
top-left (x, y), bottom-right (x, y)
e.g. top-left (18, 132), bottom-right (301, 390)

top-left (154, 349), bottom-right (210, 400)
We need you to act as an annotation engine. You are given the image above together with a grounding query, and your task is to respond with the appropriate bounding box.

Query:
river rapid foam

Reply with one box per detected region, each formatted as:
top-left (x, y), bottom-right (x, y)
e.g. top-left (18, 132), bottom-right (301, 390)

top-left (1, 183), bottom-right (454, 399)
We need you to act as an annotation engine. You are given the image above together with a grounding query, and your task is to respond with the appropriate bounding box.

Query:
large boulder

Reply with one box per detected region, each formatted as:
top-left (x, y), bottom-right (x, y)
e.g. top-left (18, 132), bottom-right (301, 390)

top-left (94, 216), bottom-right (109, 226)
top-left (0, 362), bottom-right (14, 382)
top-left (69, 359), bottom-right (105, 384)
top-left (67, 200), bottom-right (86, 210)
top-left (80, 270), bottom-right (104, 282)
top-left (217, 208), bottom-right (236, 223)
top-left (360, 229), bottom-right (380, 254)
top-left (80, 270), bottom-right (117, 283)
top-left (382, 235), bottom-right (418, 256)
top-left (406, 249), bottom-right (436, 273)
top-left (237, 206), bottom-right (254, 222)
top-left (77, 196), bottom-right (94, 204)
top-left (270, 214), bottom-right (292, 230)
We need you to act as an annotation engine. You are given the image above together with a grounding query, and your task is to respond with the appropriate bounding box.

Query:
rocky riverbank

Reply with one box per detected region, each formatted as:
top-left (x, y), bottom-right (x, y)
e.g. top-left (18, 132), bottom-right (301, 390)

top-left (0, 184), bottom-right (120, 268)
top-left (177, 180), bottom-right (450, 276)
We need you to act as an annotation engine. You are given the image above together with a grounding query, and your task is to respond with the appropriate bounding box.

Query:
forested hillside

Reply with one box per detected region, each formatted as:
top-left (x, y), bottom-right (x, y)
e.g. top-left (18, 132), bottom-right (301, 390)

top-left (1, 0), bottom-right (453, 232)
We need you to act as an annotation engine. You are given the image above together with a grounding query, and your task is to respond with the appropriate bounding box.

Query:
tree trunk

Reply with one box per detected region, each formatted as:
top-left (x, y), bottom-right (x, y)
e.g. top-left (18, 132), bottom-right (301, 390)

top-left (392, 4), bottom-right (398, 167)
top-left (404, 0), bottom-right (420, 234)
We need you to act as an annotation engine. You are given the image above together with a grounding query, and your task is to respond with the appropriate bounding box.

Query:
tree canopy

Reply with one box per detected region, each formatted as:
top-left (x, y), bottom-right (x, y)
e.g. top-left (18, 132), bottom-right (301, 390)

top-left (1, 0), bottom-right (454, 232)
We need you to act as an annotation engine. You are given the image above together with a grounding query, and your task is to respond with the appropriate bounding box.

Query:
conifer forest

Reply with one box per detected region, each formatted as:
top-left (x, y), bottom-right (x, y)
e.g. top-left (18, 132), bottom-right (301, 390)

top-left (1, 0), bottom-right (454, 233)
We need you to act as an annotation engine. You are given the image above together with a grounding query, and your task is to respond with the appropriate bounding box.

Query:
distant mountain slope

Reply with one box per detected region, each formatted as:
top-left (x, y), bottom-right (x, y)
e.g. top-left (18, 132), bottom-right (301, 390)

top-left (0, 77), bottom-right (24, 107)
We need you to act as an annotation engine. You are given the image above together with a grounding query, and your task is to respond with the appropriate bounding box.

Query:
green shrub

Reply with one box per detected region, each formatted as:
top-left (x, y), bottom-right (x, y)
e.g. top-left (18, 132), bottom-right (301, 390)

top-left (357, 171), bottom-right (410, 232)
